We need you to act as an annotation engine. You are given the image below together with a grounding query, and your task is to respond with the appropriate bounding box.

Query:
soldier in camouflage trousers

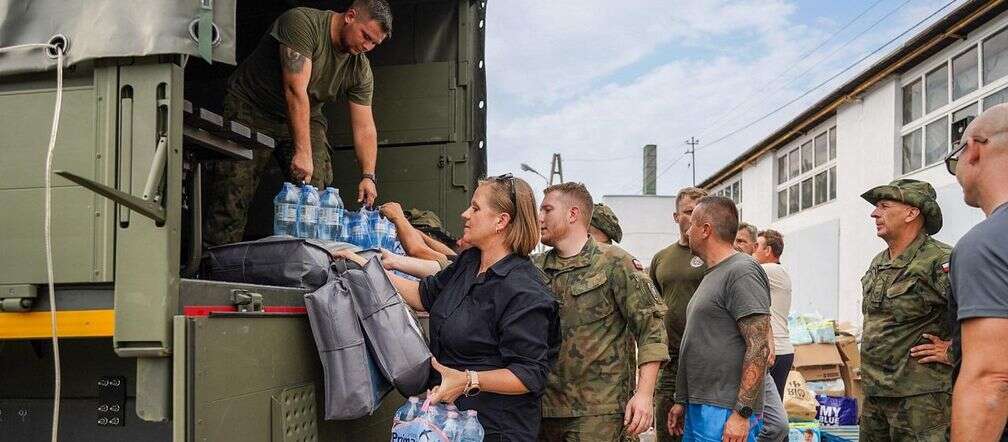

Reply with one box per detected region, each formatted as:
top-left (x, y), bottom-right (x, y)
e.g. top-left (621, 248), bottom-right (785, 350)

top-left (860, 179), bottom-right (955, 442)
top-left (535, 183), bottom-right (669, 442)
top-left (203, 95), bottom-right (334, 246)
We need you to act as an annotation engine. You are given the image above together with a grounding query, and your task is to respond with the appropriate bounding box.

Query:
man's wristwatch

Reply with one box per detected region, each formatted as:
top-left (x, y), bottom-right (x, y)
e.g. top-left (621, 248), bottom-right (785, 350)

top-left (735, 405), bottom-right (753, 418)
top-left (362, 173), bottom-right (377, 184)
top-left (464, 370), bottom-right (481, 397)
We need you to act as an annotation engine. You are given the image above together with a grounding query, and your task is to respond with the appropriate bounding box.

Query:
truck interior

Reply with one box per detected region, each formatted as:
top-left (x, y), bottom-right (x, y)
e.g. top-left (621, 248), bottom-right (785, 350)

top-left (0, 1), bottom-right (487, 440)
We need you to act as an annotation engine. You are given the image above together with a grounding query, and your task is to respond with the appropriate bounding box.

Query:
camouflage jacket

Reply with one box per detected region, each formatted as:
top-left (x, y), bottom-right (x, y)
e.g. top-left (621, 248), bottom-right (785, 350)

top-left (533, 238), bottom-right (669, 417)
top-left (861, 233), bottom-right (954, 397)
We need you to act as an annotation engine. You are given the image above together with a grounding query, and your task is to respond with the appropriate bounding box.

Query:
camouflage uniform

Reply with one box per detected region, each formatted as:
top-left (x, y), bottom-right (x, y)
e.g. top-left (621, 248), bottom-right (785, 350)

top-left (859, 179), bottom-right (953, 442)
top-left (202, 95), bottom-right (334, 247)
top-left (590, 203), bottom-right (623, 244)
top-left (534, 238), bottom-right (669, 442)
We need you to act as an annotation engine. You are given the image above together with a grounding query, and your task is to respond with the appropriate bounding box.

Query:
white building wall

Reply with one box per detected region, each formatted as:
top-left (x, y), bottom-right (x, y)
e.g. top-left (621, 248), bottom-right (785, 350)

top-left (601, 195), bottom-right (680, 266)
top-left (707, 7), bottom-right (1008, 325)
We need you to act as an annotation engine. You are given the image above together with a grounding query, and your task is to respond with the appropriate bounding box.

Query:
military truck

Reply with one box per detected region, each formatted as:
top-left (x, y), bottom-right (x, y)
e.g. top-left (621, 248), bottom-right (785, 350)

top-left (0, 1), bottom-right (487, 440)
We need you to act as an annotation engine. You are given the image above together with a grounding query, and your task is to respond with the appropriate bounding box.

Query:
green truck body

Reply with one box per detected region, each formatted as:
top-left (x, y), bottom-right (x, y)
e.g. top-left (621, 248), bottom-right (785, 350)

top-left (0, 1), bottom-right (487, 440)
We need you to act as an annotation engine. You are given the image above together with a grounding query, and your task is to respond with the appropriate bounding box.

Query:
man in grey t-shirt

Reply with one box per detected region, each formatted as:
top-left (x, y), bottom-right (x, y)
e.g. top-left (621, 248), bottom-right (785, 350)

top-left (945, 104), bottom-right (1008, 441)
top-left (667, 196), bottom-right (771, 442)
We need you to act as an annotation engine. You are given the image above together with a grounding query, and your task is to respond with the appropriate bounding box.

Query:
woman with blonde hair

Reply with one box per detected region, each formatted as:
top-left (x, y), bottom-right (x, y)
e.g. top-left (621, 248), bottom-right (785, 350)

top-left (391, 173), bottom-right (559, 441)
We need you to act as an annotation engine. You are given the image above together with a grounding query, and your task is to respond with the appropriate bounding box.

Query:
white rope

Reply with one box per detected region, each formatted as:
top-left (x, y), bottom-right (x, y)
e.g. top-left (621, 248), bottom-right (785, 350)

top-left (0, 41), bottom-right (66, 442)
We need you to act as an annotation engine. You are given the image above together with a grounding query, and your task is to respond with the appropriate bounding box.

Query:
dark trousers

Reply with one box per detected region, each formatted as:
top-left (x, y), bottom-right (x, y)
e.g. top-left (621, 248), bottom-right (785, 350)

top-left (769, 353), bottom-right (794, 399)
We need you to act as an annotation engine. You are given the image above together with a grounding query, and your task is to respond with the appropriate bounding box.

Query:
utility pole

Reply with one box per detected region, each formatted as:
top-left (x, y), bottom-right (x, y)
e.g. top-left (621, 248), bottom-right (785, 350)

top-left (685, 137), bottom-right (699, 186)
top-left (549, 153), bottom-right (563, 185)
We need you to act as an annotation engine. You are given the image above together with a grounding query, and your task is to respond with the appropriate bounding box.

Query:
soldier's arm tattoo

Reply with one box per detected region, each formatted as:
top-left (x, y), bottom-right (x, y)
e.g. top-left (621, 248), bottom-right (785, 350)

top-left (736, 314), bottom-right (770, 409)
top-left (281, 46), bottom-right (306, 73)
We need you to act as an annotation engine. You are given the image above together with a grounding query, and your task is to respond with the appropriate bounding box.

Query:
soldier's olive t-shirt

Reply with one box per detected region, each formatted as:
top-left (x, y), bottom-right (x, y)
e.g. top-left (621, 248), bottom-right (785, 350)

top-left (228, 7), bottom-right (373, 130)
top-left (649, 243), bottom-right (706, 369)
top-left (675, 252), bottom-right (770, 411)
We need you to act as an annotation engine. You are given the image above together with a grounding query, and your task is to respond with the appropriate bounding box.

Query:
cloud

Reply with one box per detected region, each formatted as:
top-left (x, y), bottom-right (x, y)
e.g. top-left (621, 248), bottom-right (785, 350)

top-left (486, 0), bottom-right (796, 108)
top-left (485, 0), bottom-right (965, 200)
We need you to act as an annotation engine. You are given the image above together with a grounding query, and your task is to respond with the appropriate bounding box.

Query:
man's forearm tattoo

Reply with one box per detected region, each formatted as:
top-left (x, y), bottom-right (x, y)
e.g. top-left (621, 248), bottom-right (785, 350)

top-left (282, 46), bottom-right (306, 73)
top-left (737, 314), bottom-right (770, 409)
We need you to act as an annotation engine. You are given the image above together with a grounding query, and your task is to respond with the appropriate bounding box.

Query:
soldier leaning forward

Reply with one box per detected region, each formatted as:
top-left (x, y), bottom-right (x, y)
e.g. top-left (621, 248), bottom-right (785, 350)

top-left (534, 238), bottom-right (669, 442)
top-left (860, 179), bottom-right (954, 442)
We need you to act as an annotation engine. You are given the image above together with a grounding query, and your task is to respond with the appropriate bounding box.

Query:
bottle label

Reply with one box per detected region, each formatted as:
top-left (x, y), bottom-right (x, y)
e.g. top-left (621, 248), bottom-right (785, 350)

top-left (301, 205), bottom-right (317, 221)
top-left (319, 208), bottom-right (343, 225)
top-left (278, 203), bottom-right (297, 222)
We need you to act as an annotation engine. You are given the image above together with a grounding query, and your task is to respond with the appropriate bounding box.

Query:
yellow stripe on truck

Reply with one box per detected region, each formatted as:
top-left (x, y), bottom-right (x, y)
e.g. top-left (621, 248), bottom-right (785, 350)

top-left (0, 310), bottom-right (114, 339)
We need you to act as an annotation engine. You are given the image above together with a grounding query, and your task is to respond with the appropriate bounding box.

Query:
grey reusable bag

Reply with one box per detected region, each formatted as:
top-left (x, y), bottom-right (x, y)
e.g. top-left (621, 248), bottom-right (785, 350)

top-left (338, 256), bottom-right (432, 397)
top-left (303, 275), bottom-right (392, 420)
top-left (201, 236), bottom-right (353, 290)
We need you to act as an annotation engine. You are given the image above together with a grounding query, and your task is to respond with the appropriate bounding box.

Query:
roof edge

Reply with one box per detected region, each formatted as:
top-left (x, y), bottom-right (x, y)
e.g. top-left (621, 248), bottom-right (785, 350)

top-left (700, 0), bottom-right (1007, 189)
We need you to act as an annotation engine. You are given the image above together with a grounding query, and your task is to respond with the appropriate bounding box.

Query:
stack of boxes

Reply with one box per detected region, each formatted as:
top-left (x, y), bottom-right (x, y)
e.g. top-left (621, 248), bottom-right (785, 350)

top-left (791, 326), bottom-right (862, 425)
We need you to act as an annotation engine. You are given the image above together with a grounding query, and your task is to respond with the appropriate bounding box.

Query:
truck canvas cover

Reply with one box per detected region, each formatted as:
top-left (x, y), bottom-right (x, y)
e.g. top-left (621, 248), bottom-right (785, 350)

top-left (0, 0), bottom-right (237, 76)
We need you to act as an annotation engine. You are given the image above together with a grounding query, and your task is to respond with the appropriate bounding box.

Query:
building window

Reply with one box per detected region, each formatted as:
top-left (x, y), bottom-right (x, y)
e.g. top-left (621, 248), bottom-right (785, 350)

top-left (953, 47), bottom-right (979, 100)
top-left (926, 64), bottom-right (949, 113)
top-left (902, 129), bottom-right (922, 174)
top-left (776, 125), bottom-right (838, 218)
top-left (983, 27), bottom-right (1008, 85)
top-left (903, 79), bottom-right (922, 124)
top-left (714, 177), bottom-right (742, 206)
top-left (984, 86), bottom-right (1008, 110)
top-left (901, 24), bottom-right (1008, 175)
top-left (924, 116), bottom-right (949, 166)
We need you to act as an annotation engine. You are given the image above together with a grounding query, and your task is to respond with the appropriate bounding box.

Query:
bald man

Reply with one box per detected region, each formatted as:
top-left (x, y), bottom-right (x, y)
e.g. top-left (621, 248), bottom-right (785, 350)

top-left (946, 104), bottom-right (1008, 441)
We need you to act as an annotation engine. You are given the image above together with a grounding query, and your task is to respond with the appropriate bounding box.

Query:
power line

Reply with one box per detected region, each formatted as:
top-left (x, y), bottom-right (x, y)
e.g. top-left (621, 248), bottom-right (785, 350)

top-left (701, 0), bottom-right (912, 140)
top-left (698, 0), bottom-right (957, 152)
top-left (697, 0), bottom-right (889, 140)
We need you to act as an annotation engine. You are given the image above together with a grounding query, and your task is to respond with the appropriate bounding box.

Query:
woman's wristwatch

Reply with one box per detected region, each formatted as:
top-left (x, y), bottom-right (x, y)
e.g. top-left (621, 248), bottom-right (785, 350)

top-left (464, 370), bottom-right (481, 397)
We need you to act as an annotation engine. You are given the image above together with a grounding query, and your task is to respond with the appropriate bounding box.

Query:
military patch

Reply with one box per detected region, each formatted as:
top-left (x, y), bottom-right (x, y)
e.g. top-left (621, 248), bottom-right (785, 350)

top-left (633, 259), bottom-right (645, 271)
top-left (690, 255), bottom-right (704, 268)
top-left (942, 262), bottom-right (950, 273)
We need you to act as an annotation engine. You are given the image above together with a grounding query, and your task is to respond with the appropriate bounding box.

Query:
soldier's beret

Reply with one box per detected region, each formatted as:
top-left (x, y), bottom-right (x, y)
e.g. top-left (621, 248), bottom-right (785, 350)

top-left (590, 203), bottom-right (623, 243)
top-left (861, 179), bottom-right (943, 235)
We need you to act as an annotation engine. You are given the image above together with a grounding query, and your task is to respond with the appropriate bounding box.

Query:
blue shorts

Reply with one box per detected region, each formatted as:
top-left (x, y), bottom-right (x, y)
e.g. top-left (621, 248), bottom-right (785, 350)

top-left (683, 403), bottom-right (762, 442)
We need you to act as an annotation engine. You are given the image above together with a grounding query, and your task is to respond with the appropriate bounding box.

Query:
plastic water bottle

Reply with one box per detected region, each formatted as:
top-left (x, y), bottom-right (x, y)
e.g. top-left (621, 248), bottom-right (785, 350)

top-left (460, 410), bottom-right (485, 441)
top-left (317, 187), bottom-right (345, 241)
top-left (441, 411), bottom-right (462, 440)
top-left (393, 396), bottom-right (420, 424)
top-left (375, 217), bottom-right (397, 250)
top-left (273, 182), bottom-right (298, 236)
top-left (296, 185), bottom-right (320, 239)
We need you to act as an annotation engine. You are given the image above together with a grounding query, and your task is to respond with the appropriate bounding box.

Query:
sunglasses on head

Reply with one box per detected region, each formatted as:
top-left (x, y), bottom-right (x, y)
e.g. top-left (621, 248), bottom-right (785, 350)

top-left (489, 173), bottom-right (517, 214)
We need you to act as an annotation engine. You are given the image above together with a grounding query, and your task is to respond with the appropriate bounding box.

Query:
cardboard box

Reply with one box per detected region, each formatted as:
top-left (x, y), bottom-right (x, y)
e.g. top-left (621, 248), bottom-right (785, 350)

top-left (794, 343), bottom-right (843, 381)
top-left (839, 362), bottom-right (864, 422)
top-left (835, 336), bottom-right (861, 379)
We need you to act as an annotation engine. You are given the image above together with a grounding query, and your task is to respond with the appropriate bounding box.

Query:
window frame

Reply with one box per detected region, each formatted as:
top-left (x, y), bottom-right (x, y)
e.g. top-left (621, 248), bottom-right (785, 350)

top-left (900, 21), bottom-right (1008, 176)
top-left (775, 123), bottom-right (838, 219)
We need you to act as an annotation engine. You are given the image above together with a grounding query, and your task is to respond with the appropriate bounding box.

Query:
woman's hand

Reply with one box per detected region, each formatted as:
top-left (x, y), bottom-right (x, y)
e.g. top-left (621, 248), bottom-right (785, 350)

top-left (379, 248), bottom-right (402, 271)
top-left (428, 359), bottom-right (469, 405)
top-left (330, 249), bottom-right (368, 267)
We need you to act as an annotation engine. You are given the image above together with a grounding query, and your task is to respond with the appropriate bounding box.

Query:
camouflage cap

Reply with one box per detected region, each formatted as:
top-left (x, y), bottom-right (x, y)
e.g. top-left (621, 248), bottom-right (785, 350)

top-left (404, 208), bottom-right (457, 245)
top-left (590, 203), bottom-right (623, 243)
top-left (861, 179), bottom-right (943, 235)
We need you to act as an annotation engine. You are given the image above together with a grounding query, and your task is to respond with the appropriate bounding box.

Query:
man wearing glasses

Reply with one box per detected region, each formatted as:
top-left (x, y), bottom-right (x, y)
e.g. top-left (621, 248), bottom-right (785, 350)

top-left (944, 106), bottom-right (1008, 442)
top-left (204, 1), bottom-right (391, 246)
top-left (858, 179), bottom-right (954, 441)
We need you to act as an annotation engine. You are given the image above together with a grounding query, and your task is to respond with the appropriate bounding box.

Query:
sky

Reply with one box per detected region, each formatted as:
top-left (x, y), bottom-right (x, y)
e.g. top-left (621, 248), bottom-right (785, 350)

top-left (484, 0), bottom-right (966, 198)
